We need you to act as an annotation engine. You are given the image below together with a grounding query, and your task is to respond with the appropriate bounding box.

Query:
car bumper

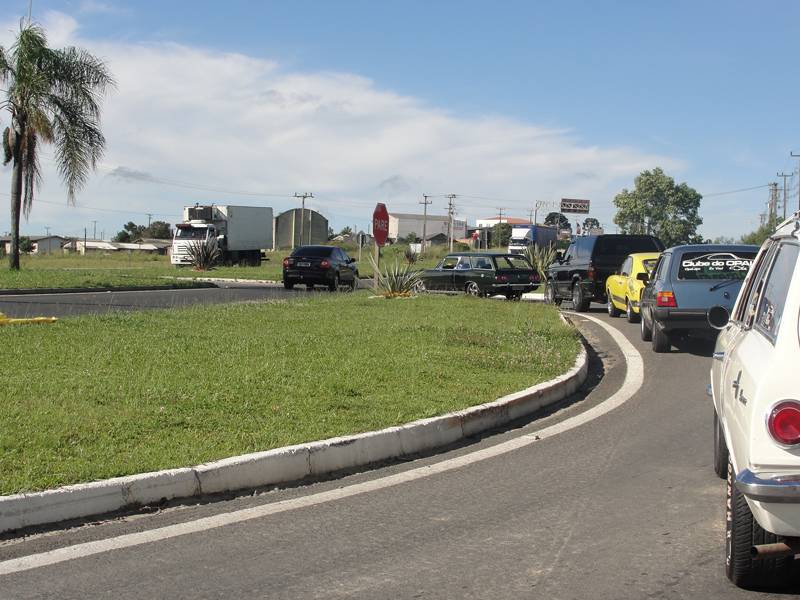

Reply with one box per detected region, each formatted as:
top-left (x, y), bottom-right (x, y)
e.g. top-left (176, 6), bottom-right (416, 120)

top-left (737, 469), bottom-right (800, 536)
top-left (284, 269), bottom-right (335, 283)
top-left (491, 283), bottom-right (538, 293)
top-left (652, 308), bottom-right (713, 332)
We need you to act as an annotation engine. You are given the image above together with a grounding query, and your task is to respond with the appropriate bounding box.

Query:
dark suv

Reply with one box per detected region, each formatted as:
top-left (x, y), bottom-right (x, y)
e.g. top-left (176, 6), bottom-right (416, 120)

top-left (546, 234), bottom-right (664, 311)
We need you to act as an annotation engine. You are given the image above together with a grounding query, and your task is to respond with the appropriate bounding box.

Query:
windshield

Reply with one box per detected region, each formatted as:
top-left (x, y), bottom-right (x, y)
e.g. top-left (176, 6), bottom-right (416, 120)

top-left (291, 246), bottom-right (334, 258)
top-left (495, 255), bottom-right (533, 270)
top-left (175, 227), bottom-right (208, 240)
top-left (677, 251), bottom-right (756, 280)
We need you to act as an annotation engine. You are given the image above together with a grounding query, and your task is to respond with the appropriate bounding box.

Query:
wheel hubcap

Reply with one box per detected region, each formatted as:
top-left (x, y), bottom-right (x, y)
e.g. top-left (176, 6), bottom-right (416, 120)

top-left (467, 283), bottom-right (479, 296)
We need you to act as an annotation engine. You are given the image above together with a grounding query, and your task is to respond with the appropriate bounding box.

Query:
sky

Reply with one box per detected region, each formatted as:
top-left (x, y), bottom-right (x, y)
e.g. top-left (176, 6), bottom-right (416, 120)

top-left (0, 0), bottom-right (798, 241)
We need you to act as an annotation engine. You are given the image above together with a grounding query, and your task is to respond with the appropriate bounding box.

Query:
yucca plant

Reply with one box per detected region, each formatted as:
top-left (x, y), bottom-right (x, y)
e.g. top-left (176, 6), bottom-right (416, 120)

top-left (186, 237), bottom-right (221, 271)
top-left (525, 244), bottom-right (558, 285)
top-left (370, 256), bottom-right (423, 298)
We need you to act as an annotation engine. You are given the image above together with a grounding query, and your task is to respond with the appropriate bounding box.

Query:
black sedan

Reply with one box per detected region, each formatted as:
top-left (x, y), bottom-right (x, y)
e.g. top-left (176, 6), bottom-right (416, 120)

top-left (417, 252), bottom-right (539, 300)
top-left (282, 246), bottom-right (359, 291)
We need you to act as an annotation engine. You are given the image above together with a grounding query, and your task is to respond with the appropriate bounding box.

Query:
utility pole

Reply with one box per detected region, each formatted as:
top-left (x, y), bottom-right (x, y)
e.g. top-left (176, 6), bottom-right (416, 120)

top-left (528, 208), bottom-right (534, 224)
top-left (768, 182), bottom-right (779, 222)
top-left (91, 220), bottom-right (97, 240)
top-left (446, 194), bottom-right (457, 252)
top-left (146, 213), bottom-right (153, 228)
top-left (420, 194), bottom-right (432, 253)
top-left (791, 152), bottom-right (800, 213)
top-left (778, 171), bottom-right (792, 220)
top-left (44, 226), bottom-right (50, 237)
top-left (294, 192), bottom-right (313, 246)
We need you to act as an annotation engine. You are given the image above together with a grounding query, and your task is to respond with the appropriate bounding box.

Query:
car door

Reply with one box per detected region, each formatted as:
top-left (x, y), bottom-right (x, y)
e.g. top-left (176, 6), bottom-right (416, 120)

top-left (451, 256), bottom-right (472, 291)
top-left (554, 242), bottom-right (576, 297)
top-left (607, 256), bottom-right (631, 309)
top-left (428, 256), bottom-right (458, 290)
top-left (722, 242), bottom-right (797, 467)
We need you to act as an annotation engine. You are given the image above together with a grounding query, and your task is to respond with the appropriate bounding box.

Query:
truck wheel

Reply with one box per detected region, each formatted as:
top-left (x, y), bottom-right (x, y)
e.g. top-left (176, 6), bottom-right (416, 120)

top-left (572, 283), bottom-right (590, 312)
top-left (607, 295), bottom-right (621, 317)
top-left (640, 311), bottom-right (653, 341)
top-left (626, 299), bottom-right (639, 323)
top-left (545, 281), bottom-right (561, 306)
top-left (713, 410), bottom-right (728, 479)
top-left (726, 458), bottom-right (793, 589)
top-left (652, 323), bottom-right (671, 353)
top-left (329, 274), bottom-right (340, 292)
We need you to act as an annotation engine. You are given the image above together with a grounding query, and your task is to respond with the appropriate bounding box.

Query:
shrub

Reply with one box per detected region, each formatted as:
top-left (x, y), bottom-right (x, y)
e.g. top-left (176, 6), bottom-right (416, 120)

top-left (370, 257), bottom-right (422, 298)
top-left (525, 244), bottom-right (558, 284)
top-left (186, 237), bottom-right (221, 271)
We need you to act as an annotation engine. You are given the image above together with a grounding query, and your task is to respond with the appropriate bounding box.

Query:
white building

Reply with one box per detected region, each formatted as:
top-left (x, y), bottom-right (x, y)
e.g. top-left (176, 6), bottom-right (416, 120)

top-left (388, 213), bottom-right (467, 242)
top-left (0, 235), bottom-right (67, 254)
top-left (474, 216), bottom-right (532, 228)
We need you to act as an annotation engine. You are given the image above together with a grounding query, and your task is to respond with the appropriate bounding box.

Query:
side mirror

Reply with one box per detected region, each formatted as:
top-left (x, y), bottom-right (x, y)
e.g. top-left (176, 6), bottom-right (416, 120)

top-left (707, 306), bottom-right (730, 330)
top-left (636, 272), bottom-right (649, 282)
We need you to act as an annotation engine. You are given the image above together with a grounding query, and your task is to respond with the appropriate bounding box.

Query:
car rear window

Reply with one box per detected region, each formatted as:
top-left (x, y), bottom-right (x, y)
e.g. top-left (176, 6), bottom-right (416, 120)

top-left (677, 251), bottom-right (756, 280)
top-left (593, 237), bottom-right (662, 256)
top-left (291, 247), bottom-right (334, 258)
top-left (495, 255), bottom-right (533, 269)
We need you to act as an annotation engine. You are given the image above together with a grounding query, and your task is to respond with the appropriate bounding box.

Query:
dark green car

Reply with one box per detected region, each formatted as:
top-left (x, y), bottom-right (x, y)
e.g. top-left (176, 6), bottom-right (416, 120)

top-left (417, 252), bottom-right (540, 300)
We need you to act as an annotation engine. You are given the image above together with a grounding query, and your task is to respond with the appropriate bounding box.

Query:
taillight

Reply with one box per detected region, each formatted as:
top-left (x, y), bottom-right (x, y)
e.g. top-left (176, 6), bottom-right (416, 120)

top-left (656, 291), bottom-right (677, 307)
top-left (282, 258), bottom-right (290, 268)
top-left (768, 401), bottom-right (800, 445)
top-left (587, 267), bottom-right (595, 280)
top-left (320, 259), bottom-right (331, 269)
top-left (529, 274), bottom-right (540, 282)
top-left (496, 274), bottom-right (508, 283)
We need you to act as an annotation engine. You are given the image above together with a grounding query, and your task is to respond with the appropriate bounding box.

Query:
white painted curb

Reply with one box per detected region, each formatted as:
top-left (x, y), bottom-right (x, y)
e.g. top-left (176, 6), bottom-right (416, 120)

top-left (0, 340), bottom-right (587, 535)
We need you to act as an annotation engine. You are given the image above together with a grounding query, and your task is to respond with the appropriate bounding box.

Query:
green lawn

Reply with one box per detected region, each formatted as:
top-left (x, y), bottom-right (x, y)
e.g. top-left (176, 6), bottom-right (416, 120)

top-left (0, 294), bottom-right (578, 494)
top-left (0, 245), bottom-right (453, 289)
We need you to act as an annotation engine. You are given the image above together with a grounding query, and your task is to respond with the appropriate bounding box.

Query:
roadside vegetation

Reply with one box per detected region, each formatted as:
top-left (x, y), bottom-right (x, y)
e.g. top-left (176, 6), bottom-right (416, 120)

top-left (0, 294), bottom-right (579, 494)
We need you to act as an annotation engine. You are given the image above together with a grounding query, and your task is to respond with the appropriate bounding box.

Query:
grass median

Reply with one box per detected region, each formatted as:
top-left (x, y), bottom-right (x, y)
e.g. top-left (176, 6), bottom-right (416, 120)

top-left (0, 294), bottom-right (579, 495)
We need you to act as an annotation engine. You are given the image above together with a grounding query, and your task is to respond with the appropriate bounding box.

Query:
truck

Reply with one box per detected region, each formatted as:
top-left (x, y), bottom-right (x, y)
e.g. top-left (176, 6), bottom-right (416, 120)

top-left (171, 204), bottom-right (273, 266)
top-left (507, 225), bottom-right (558, 255)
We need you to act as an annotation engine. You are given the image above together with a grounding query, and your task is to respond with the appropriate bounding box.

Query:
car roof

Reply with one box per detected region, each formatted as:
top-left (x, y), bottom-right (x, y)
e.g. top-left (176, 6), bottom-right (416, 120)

top-left (773, 212), bottom-right (800, 239)
top-left (663, 243), bottom-right (759, 253)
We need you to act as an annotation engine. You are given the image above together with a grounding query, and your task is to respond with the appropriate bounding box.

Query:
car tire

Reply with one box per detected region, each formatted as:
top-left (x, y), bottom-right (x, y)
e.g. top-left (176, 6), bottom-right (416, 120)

top-left (713, 409), bottom-right (728, 479)
top-left (349, 274), bottom-right (359, 291)
top-left (412, 279), bottom-right (426, 294)
top-left (545, 281), bottom-right (561, 306)
top-left (572, 283), bottom-right (590, 312)
top-left (283, 280), bottom-right (294, 290)
top-left (505, 292), bottom-right (522, 301)
top-left (465, 281), bottom-right (481, 297)
top-left (640, 310), bottom-right (653, 341)
top-left (607, 295), bottom-right (621, 317)
top-left (328, 274), bottom-right (339, 292)
top-left (626, 299), bottom-right (639, 323)
top-left (652, 323), bottom-right (671, 353)
top-left (726, 458), bottom-right (794, 589)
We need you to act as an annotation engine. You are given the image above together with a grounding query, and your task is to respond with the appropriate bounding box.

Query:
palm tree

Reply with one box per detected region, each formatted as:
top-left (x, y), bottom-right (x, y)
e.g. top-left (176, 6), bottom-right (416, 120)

top-left (1, 22), bottom-right (114, 269)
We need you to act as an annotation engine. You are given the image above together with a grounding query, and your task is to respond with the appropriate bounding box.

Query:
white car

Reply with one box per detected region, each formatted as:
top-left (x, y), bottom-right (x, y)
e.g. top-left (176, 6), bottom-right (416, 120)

top-left (710, 213), bottom-right (800, 588)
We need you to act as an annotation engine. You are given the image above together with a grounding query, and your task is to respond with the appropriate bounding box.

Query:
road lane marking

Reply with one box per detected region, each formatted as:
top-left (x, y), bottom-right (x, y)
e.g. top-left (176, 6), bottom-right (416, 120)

top-left (0, 312), bottom-right (641, 576)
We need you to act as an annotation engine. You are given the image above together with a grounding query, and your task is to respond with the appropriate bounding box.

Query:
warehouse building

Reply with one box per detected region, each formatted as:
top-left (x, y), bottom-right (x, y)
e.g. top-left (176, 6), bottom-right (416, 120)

top-left (388, 213), bottom-right (466, 243)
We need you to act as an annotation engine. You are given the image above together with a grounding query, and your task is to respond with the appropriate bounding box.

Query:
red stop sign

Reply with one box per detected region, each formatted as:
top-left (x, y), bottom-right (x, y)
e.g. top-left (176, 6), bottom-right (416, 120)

top-left (373, 203), bottom-right (389, 247)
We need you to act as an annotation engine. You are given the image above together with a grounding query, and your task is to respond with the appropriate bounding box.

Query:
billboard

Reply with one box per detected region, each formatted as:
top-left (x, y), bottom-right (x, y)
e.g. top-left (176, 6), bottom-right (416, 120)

top-left (560, 198), bottom-right (590, 214)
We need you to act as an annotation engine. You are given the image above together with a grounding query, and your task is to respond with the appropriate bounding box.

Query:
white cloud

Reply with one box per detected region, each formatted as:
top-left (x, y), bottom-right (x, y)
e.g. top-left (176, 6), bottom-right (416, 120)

top-left (1, 10), bottom-right (683, 238)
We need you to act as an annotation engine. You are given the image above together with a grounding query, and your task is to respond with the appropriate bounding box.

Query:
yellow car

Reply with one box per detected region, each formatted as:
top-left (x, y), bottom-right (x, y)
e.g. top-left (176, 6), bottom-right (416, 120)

top-left (605, 252), bottom-right (661, 322)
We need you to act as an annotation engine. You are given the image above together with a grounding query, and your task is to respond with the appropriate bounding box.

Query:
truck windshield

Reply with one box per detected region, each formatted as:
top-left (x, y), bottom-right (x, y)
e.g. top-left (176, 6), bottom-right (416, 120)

top-left (175, 227), bottom-right (208, 240)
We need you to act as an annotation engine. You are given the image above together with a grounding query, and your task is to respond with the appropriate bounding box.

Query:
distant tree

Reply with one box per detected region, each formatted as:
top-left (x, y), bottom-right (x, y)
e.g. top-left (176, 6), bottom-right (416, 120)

top-left (327, 226), bottom-right (334, 239)
top-left (544, 212), bottom-right (571, 230)
top-left (18, 236), bottom-right (33, 253)
top-left (712, 235), bottom-right (736, 245)
top-left (145, 220), bottom-right (171, 239)
top-left (337, 226), bottom-right (353, 237)
top-left (740, 217), bottom-right (778, 247)
top-left (582, 217), bottom-right (601, 232)
top-left (613, 168), bottom-right (703, 247)
top-left (492, 222), bottom-right (512, 247)
top-left (403, 231), bottom-right (418, 244)
top-left (113, 221), bottom-right (145, 243)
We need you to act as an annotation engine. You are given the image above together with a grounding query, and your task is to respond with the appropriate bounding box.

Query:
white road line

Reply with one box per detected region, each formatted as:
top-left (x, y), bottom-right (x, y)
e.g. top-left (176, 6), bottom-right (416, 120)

top-left (0, 312), bottom-right (642, 577)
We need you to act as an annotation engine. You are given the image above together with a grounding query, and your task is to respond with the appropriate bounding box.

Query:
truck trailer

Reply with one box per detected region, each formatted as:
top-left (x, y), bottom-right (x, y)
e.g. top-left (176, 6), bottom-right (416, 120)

top-left (507, 225), bottom-right (557, 255)
top-left (171, 204), bottom-right (273, 266)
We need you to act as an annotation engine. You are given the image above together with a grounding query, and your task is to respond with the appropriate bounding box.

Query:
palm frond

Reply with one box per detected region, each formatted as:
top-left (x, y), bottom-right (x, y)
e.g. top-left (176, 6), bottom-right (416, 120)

top-left (2, 127), bottom-right (11, 166)
top-left (21, 130), bottom-right (40, 217)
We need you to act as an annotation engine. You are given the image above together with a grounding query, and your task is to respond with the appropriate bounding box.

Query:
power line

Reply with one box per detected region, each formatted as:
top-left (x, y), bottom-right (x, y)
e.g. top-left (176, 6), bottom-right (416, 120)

top-left (702, 184), bottom-right (772, 198)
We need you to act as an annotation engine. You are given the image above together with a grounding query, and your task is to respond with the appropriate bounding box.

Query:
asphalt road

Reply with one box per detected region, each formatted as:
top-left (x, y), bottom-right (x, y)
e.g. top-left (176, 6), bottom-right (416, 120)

top-left (1, 302), bottom-right (797, 598)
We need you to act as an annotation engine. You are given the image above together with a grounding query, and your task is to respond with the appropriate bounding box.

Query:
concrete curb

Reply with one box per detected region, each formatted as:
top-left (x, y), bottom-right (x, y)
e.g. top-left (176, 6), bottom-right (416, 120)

top-left (0, 342), bottom-right (587, 535)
